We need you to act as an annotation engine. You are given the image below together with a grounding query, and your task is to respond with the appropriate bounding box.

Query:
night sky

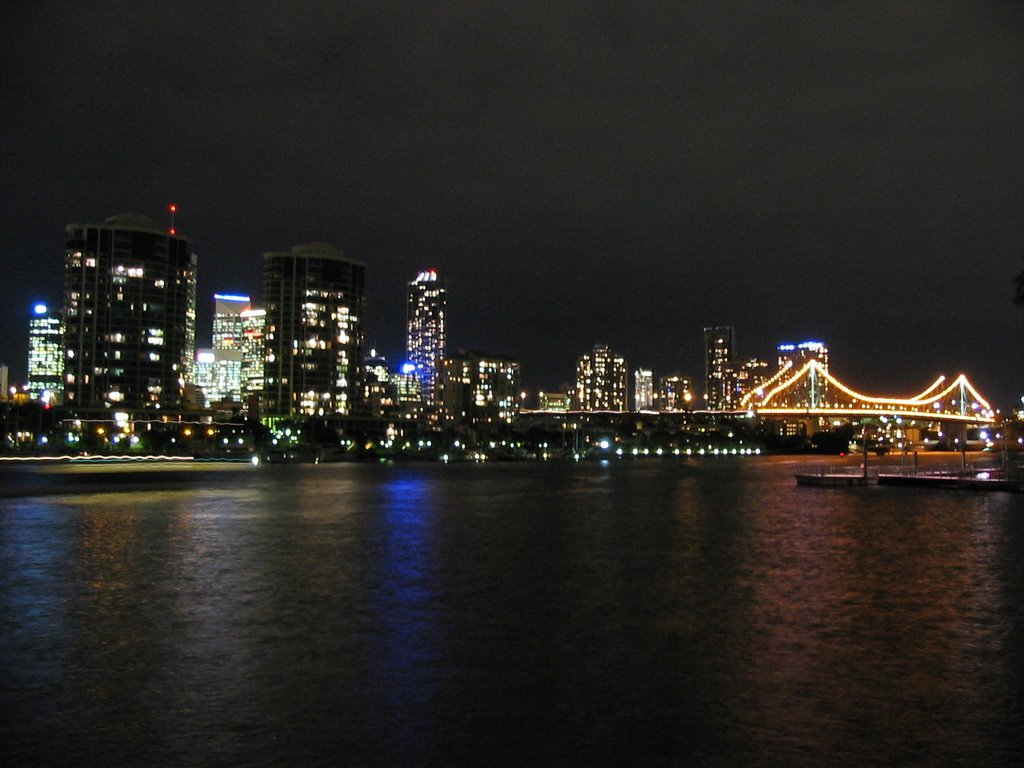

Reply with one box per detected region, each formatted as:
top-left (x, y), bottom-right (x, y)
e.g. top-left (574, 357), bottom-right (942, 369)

top-left (2, 2), bottom-right (1023, 407)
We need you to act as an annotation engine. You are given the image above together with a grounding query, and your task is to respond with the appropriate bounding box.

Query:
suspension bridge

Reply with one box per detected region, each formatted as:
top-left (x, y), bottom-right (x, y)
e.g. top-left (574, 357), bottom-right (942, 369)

top-left (741, 359), bottom-right (996, 425)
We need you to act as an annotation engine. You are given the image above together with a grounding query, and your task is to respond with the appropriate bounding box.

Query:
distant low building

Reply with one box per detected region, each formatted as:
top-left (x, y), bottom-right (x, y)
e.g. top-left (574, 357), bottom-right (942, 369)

top-left (538, 391), bottom-right (571, 412)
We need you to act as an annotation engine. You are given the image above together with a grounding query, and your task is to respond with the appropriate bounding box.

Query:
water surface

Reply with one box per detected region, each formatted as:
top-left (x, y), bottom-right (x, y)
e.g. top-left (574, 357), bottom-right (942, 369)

top-left (3, 457), bottom-right (1022, 766)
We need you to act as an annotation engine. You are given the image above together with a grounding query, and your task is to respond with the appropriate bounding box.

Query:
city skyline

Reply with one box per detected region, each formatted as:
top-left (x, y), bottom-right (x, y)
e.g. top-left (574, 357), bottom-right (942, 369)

top-left (2, 212), bottom-right (1017, 413)
top-left (2, 4), bottom-right (1022, 406)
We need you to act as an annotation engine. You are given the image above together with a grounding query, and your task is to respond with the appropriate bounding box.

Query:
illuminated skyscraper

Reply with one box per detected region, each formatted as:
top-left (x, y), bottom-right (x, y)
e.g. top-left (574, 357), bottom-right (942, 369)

top-left (575, 344), bottom-right (627, 411)
top-left (263, 242), bottom-right (365, 417)
top-left (62, 213), bottom-right (197, 410)
top-left (27, 304), bottom-right (63, 404)
top-left (213, 294), bottom-right (248, 349)
top-left (205, 293), bottom-right (250, 403)
top-left (703, 326), bottom-right (735, 410)
top-left (240, 308), bottom-right (266, 395)
top-left (406, 269), bottom-right (446, 406)
top-left (634, 368), bottom-right (654, 410)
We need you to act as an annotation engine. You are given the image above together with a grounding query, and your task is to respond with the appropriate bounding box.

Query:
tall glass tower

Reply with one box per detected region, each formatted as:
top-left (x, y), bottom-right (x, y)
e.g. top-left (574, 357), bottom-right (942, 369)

top-left (405, 269), bottom-right (446, 407)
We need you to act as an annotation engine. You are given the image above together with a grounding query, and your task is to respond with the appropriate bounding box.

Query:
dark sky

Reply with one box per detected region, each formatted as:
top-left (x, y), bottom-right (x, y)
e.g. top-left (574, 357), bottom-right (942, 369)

top-left (2, 1), bottom-right (1023, 407)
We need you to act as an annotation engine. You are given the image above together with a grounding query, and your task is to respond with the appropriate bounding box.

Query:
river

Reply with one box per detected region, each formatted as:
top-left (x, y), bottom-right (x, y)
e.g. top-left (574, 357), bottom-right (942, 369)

top-left (2, 456), bottom-right (1023, 766)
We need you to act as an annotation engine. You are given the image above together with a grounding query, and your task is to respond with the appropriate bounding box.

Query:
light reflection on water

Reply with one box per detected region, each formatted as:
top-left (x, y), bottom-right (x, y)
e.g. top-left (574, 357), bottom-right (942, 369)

top-left (2, 458), bottom-right (1023, 766)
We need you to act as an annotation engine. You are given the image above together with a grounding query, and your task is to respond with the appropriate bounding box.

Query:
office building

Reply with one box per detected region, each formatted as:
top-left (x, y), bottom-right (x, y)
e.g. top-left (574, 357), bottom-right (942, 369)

top-left (62, 213), bottom-right (197, 410)
top-left (575, 344), bottom-right (627, 411)
top-left (406, 269), bottom-right (446, 407)
top-left (439, 349), bottom-right (520, 424)
top-left (203, 293), bottom-right (250, 404)
top-left (724, 358), bottom-right (770, 409)
top-left (394, 365), bottom-right (423, 408)
top-left (27, 303), bottom-right (63, 404)
top-left (704, 326), bottom-right (735, 410)
top-left (240, 308), bottom-right (266, 395)
top-left (634, 368), bottom-right (654, 410)
top-left (263, 242), bottom-right (365, 417)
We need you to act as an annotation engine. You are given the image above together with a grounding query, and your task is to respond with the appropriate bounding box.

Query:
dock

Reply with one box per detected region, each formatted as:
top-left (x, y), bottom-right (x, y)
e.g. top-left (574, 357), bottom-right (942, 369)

top-left (876, 471), bottom-right (1021, 492)
top-left (795, 471), bottom-right (868, 487)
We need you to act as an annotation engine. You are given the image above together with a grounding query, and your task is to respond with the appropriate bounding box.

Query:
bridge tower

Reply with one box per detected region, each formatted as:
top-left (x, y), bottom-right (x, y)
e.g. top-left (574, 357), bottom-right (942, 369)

top-left (809, 362), bottom-right (820, 408)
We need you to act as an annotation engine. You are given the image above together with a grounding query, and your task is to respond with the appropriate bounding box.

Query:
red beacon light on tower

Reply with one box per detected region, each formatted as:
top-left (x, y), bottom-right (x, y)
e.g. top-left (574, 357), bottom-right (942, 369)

top-left (168, 203), bottom-right (178, 235)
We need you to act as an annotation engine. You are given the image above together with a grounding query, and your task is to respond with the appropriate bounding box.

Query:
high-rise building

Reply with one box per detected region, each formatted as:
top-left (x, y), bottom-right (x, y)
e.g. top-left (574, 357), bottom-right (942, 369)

top-left (240, 308), bottom-right (266, 396)
top-left (213, 294), bottom-right (248, 349)
top-left (62, 213), bottom-right (197, 411)
top-left (204, 293), bottom-right (250, 403)
top-left (0, 363), bottom-right (8, 399)
top-left (658, 374), bottom-right (693, 411)
top-left (723, 358), bottom-right (770, 409)
top-left (263, 242), bottom-right (365, 417)
top-left (575, 344), bottom-right (627, 411)
top-left (777, 340), bottom-right (829, 372)
top-left (27, 303), bottom-right (63, 404)
top-left (703, 326), bottom-right (735, 410)
top-left (775, 341), bottom-right (830, 407)
top-left (406, 269), bottom-right (446, 407)
top-left (634, 368), bottom-right (654, 410)
top-left (439, 349), bottom-right (520, 425)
